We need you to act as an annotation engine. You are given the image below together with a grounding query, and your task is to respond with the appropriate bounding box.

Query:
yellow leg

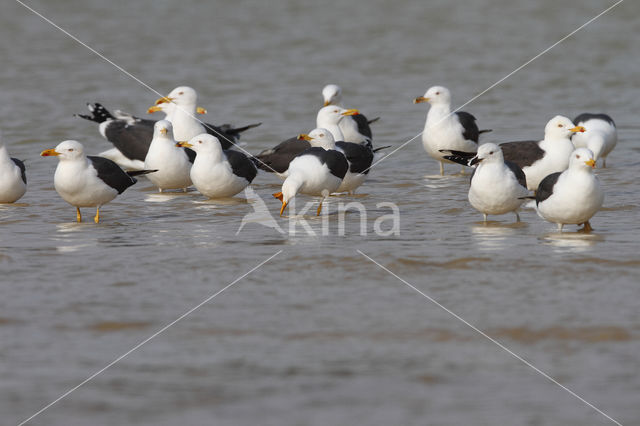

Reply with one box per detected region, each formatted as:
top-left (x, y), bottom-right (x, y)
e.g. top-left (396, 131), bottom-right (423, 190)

top-left (76, 207), bottom-right (82, 223)
top-left (94, 206), bottom-right (100, 223)
top-left (439, 161), bottom-right (444, 176)
top-left (580, 221), bottom-right (593, 232)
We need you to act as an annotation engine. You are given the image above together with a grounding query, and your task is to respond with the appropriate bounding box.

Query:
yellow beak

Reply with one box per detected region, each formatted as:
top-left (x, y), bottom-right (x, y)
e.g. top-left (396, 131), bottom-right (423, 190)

top-left (40, 148), bottom-right (59, 157)
top-left (176, 141), bottom-right (192, 148)
top-left (155, 96), bottom-right (173, 105)
top-left (323, 100), bottom-right (331, 107)
top-left (569, 125), bottom-right (586, 133)
top-left (159, 128), bottom-right (168, 136)
top-left (297, 133), bottom-right (313, 141)
top-left (196, 106), bottom-right (207, 114)
top-left (147, 105), bottom-right (162, 114)
top-left (585, 159), bottom-right (596, 168)
top-left (341, 108), bottom-right (360, 116)
top-left (413, 96), bottom-right (429, 104)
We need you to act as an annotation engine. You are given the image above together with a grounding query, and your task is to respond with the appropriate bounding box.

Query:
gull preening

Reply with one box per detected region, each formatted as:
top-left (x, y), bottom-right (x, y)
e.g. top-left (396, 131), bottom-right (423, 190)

top-left (571, 113), bottom-right (617, 168)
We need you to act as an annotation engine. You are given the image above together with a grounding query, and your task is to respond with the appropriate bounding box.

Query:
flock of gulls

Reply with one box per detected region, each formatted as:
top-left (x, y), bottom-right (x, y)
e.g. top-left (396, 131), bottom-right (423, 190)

top-left (0, 83), bottom-right (617, 232)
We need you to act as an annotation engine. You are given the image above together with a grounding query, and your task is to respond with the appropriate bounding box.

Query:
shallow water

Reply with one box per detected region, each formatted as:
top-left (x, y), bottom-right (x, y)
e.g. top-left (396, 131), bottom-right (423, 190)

top-left (2, 0), bottom-right (640, 425)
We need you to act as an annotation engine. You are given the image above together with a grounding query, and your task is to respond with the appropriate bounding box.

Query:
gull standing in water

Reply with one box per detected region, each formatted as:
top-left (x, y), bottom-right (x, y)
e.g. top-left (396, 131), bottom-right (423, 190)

top-left (273, 128), bottom-right (348, 216)
top-left (41, 140), bottom-right (154, 223)
top-left (534, 148), bottom-right (604, 232)
top-left (414, 85), bottom-right (490, 175)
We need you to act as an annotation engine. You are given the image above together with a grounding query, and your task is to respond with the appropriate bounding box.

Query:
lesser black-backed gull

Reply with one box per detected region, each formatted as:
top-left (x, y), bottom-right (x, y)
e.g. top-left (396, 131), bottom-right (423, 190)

top-left (414, 85), bottom-right (490, 175)
top-left (443, 143), bottom-right (529, 222)
top-left (500, 116), bottom-right (585, 191)
top-left (571, 113), bottom-right (617, 168)
top-left (535, 148), bottom-right (604, 232)
top-left (41, 140), bottom-right (154, 223)
top-left (177, 134), bottom-right (257, 198)
top-left (322, 83), bottom-right (378, 145)
top-left (273, 128), bottom-right (348, 216)
top-left (0, 132), bottom-right (27, 203)
top-left (144, 120), bottom-right (194, 192)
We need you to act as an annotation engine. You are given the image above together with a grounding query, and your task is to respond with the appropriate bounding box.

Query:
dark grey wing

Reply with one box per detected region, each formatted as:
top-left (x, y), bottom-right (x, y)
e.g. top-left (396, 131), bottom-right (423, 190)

top-left (499, 140), bottom-right (544, 169)
top-left (455, 111), bottom-right (480, 143)
top-left (335, 141), bottom-right (374, 174)
top-left (296, 147), bottom-right (348, 179)
top-left (573, 113), bottom-right (615, 127)
top-left (184, 148), bottom-right (196, 164)
top-left (323, 149), bottom-right (349, 179)
top-left (505, 161), bottom-right (528, 189)
top-left (535, 172), bottom-right (561, 205)
top-left (103, 120), bottom-right (153, 161)
top-left (224, 150), bottom-right (258, 183)
top-left (252, 137), bottom-right (311, 173)
top-left (11, 158), bottom-right (26, 184)
top-left (351, 114), bottom-right (373, 139)
top-left (87, 156), bottom-right (137, 194)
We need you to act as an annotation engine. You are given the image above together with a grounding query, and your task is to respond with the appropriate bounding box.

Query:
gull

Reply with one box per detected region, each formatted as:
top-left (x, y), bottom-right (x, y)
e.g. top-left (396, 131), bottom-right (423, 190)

top-left (41, 140), bottom-right (153, 223)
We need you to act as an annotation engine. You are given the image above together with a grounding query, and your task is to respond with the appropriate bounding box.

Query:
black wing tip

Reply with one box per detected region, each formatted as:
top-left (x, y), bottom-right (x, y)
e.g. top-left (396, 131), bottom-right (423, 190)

top-left (479, 129), bottom-right (493, 134)
top-left (127, 169), bottom-right (157, 177)
top-left (367, 117), bottom-right (381, 124)
top-left (372, 145), bottom-right (392, 153)
top-left (443, 155), bottom-right (472, 167)
top-left (75, 102), bottom-right (114, 123)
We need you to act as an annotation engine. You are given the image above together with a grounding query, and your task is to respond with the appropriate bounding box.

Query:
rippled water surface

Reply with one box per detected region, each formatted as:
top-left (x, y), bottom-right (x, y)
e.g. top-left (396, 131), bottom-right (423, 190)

top-left (2, 0), bottom-right (640, 425)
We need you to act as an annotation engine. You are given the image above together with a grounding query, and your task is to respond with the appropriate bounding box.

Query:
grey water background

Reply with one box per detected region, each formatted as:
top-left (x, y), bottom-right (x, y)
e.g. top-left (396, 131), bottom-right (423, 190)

top-left (1, 0), bottom-right (640, 424)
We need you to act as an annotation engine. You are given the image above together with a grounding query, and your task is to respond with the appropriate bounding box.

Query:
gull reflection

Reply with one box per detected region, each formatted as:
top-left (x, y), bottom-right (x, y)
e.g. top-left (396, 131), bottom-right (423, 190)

top-left (144, 191), bottom-right (195, 203)
top-left (541, 232), bottom-right (603, 253)
top-left (471, 221), bottom-right (526, 251)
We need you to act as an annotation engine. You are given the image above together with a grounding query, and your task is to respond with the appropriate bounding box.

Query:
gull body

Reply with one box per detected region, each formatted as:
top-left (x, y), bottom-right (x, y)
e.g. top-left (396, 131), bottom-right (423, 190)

top-left (535, 148), bottom-right (604, 232)
top-left (0, 133), bottom-right (27, 203)
top-left (274, 128), bottom-right (348, 216)
top-left (444, 143), bottom-right (529, 222)
top-left (571, 113), bottom-right (617, 168)
top-left (144, 120), bottom-right (193, 192)
top-left (317, 106), bottom-right (372, 193)
top-left (178, 134), bottom-right (257, 198)
top-left (41, 140), bottom-right (148, 223)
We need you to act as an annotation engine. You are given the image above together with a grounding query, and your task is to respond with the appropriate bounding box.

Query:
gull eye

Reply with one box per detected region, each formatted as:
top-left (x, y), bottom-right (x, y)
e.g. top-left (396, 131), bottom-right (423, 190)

top-left (575, 154), bottom-right (580, 159)
top-left (198, 140), bottom-right (202, 144)
top-left (558, 123), bottom-right (563, 127)
top-left (489, 151), bottom-right (494, 155)
top-left (68, 148), bottom-right (74, 152)
top-left (435, 91), bottom-right (440, 95)
top-left (179, 91), bottom-right (184, 95)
